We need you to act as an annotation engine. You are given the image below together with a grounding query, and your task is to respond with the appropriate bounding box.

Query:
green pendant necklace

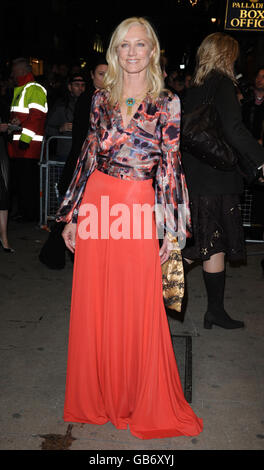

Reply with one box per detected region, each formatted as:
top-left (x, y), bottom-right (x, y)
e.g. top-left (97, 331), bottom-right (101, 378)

top-left (125, 97), bottom-right (136, 115)
top-left (124, 93), bottom-right (147, 116)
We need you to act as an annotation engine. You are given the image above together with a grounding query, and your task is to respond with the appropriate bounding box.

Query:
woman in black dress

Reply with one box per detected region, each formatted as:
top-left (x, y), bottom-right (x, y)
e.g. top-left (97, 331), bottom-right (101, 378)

top-left (181, 33), bottom-right (264, 329)
top-left (0, 97), bottom-right (14, 253)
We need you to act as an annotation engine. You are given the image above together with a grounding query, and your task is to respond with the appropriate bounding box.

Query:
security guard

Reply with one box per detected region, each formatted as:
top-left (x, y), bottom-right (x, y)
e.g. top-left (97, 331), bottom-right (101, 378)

top-left (8, 57), bottom-right (48, 222)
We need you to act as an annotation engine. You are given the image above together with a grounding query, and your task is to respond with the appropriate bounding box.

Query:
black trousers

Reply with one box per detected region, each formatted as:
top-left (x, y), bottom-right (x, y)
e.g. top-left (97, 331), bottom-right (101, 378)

top-left (10, 158), bottom-right (39, 221)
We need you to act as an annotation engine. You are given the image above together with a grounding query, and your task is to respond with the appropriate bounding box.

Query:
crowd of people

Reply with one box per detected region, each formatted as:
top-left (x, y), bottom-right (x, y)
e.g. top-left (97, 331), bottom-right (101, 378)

top-left (0, 54), bottom-right (108, 252)
top-left (0, 51), bottom-right (263, 255)
top-left (1, 15), bottom-right (264, 441)
top-left (0, 52), bottom-right (192, 254)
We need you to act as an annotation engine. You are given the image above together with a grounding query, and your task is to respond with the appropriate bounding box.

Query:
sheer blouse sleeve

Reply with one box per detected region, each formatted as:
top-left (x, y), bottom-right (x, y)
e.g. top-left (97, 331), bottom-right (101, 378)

top-left (155, 93), bottom-right (192, 243)
top-left (56, 90), bottom-right (100, 223)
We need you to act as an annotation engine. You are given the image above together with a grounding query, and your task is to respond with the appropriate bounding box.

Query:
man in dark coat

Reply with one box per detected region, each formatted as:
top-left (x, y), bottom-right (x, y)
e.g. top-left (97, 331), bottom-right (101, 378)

top-left (39, 87), bottom-right (94, 269)
top-left (39, 56), bottom-right (108, 269)
top-left (242, 67), bottom-right (264, 145)
top-left (45, 73), bottom-right (86, 162)
top-left (241, 67), bottom-right (264, 262)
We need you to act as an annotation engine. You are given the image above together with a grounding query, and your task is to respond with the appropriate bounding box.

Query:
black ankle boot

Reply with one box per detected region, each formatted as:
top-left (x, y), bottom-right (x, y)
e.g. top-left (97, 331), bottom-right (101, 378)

top-left (203, 270), bottom-right (244, 330)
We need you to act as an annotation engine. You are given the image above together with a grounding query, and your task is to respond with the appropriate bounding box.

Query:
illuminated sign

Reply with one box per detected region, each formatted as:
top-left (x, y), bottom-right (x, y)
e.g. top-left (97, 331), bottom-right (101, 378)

top-left (224, 0), bottom-right (264, 31)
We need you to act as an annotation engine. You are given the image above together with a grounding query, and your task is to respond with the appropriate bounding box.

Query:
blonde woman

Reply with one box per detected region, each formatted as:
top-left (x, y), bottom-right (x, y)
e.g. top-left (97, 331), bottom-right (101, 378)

top-left (181, 33), bottom-right (264, 329)
top-left (57, 17), bottom-right (202, 439)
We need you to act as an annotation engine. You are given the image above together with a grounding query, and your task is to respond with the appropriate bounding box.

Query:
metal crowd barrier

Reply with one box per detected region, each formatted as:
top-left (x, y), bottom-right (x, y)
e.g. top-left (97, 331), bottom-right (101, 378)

top-left (240, 183), bottom-right (264, 256)
top-left (39, 138), bottom-right (263, 251)
top-left (39, 135), bottom-right (72, 228)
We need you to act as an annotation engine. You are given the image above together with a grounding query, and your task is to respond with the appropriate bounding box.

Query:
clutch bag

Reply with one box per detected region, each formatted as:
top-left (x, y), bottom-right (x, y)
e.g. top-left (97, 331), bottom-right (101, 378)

top-left (161, 235), bottom-right (185, 312)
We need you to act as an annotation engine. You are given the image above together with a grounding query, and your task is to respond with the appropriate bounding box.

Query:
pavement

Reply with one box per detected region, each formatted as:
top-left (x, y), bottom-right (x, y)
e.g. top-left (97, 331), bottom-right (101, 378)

top-left (0, 220), bottom-right (264, 452)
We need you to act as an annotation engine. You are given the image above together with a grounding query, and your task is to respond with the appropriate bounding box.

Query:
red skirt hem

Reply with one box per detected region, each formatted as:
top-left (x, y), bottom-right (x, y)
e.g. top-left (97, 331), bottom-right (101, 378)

top-left (63, 416), bottom-right (203, 440)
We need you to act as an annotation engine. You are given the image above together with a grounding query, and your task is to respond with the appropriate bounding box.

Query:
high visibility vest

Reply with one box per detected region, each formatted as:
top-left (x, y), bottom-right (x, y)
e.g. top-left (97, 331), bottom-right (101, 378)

top-left (8, 75), bottom-right (48, 159)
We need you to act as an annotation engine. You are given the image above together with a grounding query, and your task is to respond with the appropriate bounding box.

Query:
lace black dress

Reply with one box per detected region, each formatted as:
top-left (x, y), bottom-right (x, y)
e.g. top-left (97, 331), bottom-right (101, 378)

top-left (182, 193), bottom-right (246, 262)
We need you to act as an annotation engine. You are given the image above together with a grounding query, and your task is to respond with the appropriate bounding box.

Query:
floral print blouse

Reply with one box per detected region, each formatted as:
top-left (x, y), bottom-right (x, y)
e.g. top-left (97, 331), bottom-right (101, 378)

top-left (56, 88), bottom-right (191, 239)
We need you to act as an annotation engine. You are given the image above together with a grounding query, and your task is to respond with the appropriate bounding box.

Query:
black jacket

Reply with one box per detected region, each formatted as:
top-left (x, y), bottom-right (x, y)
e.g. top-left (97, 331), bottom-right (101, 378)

top-left (181, 73), bottom-right (264, 196)
top-left (58, 87), bottom-right (95, 196)
top-left (45, 93), bottom-right (79, 161)
top-left (242, 94), bottom-right (264, 141)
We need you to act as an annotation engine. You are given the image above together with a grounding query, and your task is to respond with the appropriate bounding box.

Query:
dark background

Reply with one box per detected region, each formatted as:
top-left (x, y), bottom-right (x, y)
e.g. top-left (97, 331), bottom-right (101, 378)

top-left (0, 0), bottom-right (263, 79)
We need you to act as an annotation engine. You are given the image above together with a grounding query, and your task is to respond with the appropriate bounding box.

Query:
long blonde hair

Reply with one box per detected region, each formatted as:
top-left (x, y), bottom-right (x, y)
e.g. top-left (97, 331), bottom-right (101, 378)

top-left (193, 32), bottom-right (239, 86)
top-left (104, 17), bottom-right (164, 106)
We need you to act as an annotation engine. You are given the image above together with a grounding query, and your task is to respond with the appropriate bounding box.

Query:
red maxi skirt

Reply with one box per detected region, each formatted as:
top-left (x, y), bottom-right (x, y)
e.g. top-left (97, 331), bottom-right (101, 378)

top-left (63, 169), bottom-right (203, 439)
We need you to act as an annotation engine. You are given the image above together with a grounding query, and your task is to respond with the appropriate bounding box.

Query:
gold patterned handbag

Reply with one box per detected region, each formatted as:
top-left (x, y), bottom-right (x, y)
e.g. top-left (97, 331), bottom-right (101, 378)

top-left (161, 234), bottom-right (185, 312)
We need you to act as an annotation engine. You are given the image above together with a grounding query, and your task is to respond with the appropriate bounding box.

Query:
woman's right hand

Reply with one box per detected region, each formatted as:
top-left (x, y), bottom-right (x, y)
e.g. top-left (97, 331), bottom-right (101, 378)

top-left (62, 222), bottom-right (77, 253)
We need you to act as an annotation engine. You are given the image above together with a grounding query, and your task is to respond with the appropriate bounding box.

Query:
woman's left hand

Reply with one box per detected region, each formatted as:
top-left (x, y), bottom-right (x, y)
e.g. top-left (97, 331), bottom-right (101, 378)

top-left (159, 235), bottom-right (171, 265)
